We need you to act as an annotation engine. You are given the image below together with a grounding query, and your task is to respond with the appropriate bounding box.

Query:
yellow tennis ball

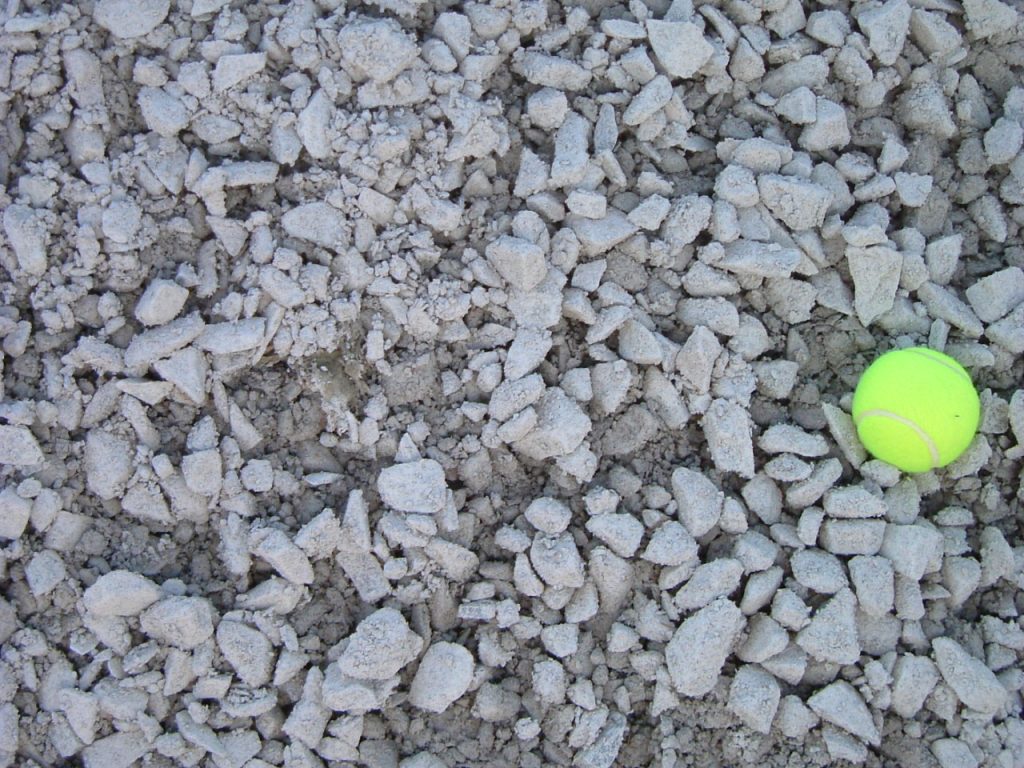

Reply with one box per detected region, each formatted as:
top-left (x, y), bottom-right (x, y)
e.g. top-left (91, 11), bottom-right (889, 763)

top-left (851, 347), bottom-right (980, 473)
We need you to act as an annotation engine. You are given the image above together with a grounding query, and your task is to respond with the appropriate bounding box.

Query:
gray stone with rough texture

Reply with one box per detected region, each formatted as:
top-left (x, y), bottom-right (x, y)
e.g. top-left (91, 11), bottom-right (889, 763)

top-left (217, 620), bottom-right (274, 687)
top-left (0, 425), bottom-right (44, 466)
top-left (848, 245), bottom-right (902, 326)
top-left (932, 637), bottom-right (1007, 716)
top-left (140, 596), bottom-right (215, 649)
top-left (337, 608), bottom-right (423, 680)
top-left (807, 680), bottom-right (880, 746)
top-left (409, 643), bottom-right (475, 713)
top-left (965, 267), bottom-right (1024, 323)
top-left (2, 204), bottom-right (48, 274)
top-left (858, 0), bottom-right (912, 66)
top-left (646, 20), bottom-right (713, 79)
top-left (891, 654), bottom-right (940, 717)
top-left (83, 570), bottom-right (162, 616)
top-left (728, 665), bottom-right (781, 734)
top-left (93, 0), bottom-right (169, 38)
top-left (702, 399), bottom-right (755, 477)
top-left (530, 532), bottom-right (585, 589)
top-left (797, 588), bottom-right (860, 664)
top-left (485, 236), bottom-right (547, 291)
top-left (757, 175), bottom-right (833, 230)
top-left (671, 467), bottom-right (724, 538)
top-left (377, 459), bottom-right (448, 515)
top-left (665, 598), bottom-right (745, 697)
top-left (513, 388), bottom-right (592, 460)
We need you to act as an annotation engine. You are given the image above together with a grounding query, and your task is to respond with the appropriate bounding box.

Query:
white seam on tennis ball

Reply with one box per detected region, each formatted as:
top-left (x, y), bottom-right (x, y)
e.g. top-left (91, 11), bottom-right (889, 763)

top-left (904, 348), bottom-right (972, 386)
top-left (854, 408), bottom-right (940, 468)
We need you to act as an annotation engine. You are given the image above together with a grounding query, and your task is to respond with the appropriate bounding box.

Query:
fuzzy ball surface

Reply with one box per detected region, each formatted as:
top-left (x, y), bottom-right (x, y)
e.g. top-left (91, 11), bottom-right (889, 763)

top-left (852, 347), bottom-right (980, 473)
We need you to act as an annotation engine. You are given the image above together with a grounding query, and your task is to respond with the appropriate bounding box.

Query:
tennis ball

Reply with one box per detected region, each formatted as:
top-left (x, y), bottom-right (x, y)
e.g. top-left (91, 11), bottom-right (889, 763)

top-left (851, 347), bottom-right (980, 473)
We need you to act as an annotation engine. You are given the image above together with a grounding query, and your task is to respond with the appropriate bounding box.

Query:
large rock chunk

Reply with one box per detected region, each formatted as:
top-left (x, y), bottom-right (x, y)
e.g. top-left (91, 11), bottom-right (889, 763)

top-left (808, 680), bottom-right (880, 746)
top-left (530, 532), bottom-right (585, 589)
top-left (646, 20), bottom-right (714, 79)
top-left (728, 665), bottom-right (781, 734)
top-left (140, 597), bottom-right (215, 649)
top-left (665, 598), bottom-right (745, 697)
top-left (513, 388), bottom-right (591, 460)
top-left (337, 608), bottom-right (423, 680)
top-left (409, 643), bottom-right (475, 713)
top-left (377, 459), bottom-right (448, 515)
top-left (797, 588), bottom-right (861, 664)
top-left (848, 245), bottom-right (902, 326)
top-left (282, 202), bottom-right (348, 249)
top-left (216, 620), bottom-right (274, 687)
top-left (671, 467), bottom-right (723, 538)
top-left (702, 399), bottom-right (756, 478)
top-left (858, 0), bottom-right (912, 66)
top-left (757, 174), bottom-right (833, 230)
top-left (0, 493), bottom-right (29, 540)
top-left (519, 52), bottom-right (592, 91)
top-left (2, 204), bottom-right (48, 274)
top-left (83, 571), bottom-right (162, 616)
top-left (84, 430), bottom-right (134, 501)
top-left (0, 425), bottom-right (44, 465)
top-left (485, 236), bottom-right (547, 291)
top-left (932, 637), bottom-right (1007, 716)
top-left (93, 0), bottom-right (169, 38)
top-left (338, 17), bottom-right (419, 83)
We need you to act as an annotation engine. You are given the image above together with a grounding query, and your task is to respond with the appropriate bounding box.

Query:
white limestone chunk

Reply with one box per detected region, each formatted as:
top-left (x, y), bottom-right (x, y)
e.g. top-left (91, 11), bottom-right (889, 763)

top-left (796, 588), bottom-right (861, 664)
top-left (807, 680), bottom-right (880, 746)
top-left (932, 637), bottom-right (1008, 716)
top-left (858, 0), bottom-right (912, 66)
top-left (646, 20), bottom-right (714, 79)
top-left (585, 513), bottom-right (644, 558)
top-left (849, 556), bottom-right (895, 617)
top-left (519, 52), bottom-right (592, 91)
top-left (409, 643), bottom-right (475, 713)
top-left (757, 174), bottom-right (833, 231)
top-left (530, 532), bottom-right (585, 589)
top-left (848, 245), bottom-right (902, 326)
top-left (642, 521), bottom-right (698, 567)
top-left (138, 87), bottom-right (188, 137)
top-left (25, 550), bottom-right (66, 596)
top-left (702, 399), bottom-right (756, 478)
top-left (891, 654), bottom-right (940, 717)
top-left (485, 236), bottom-right (547, 291)
top-left (524, 497), bottom-right (572, 534)
top-left (3, 204), bottom-right (48, 274)
top-left (83, 570), bottom-right (162, 616)
top-left (513, 388), bottom-right (592, 460)
top-left (93, 0), bottom-right (169, 38)
top-left (212, 53), bottom-right (266, 92)
top-left (135, 279), bottom-right (189, 326)
top-left (140, 596), bottom-right (215, 649)
top-left (337, 608), bottom-right (423, 680)
top-left (217, 620), bottom-right (274, 687)
top-left (377, 459), bottom-right (448, 515)
top-left (880, 523), bottom-right (944, 581)
top-left (965, 266), bottom-right (1024, 323)
top-left (282, 202), bottom-right (348, 249)
top-left (671, 467), bottom-right (724, 538)
top-left (674, 558), bottom-right (744, 612)
top-left (963, 0), bottom-right (1019, 40)
top-left (0, 425), bottom-right (44, 466)
top-left (250, 527), bottom-right (315, 585)
top-left (728, 665), bottom-right (781, 734)
top-left (799, 98), bottom-right (851, 151)
top-left (665, 598), bottom-right (745, 697)
top-left (84, 430), bottom-right (134, 501)
top-left (195, 319), bottom-right (266, 355)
